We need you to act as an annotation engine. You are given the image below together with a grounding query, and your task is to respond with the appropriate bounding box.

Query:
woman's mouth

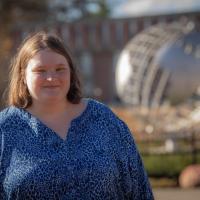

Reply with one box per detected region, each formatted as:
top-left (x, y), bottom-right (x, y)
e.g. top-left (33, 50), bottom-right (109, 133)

top-left (43, 85), bottom-right (60, 88)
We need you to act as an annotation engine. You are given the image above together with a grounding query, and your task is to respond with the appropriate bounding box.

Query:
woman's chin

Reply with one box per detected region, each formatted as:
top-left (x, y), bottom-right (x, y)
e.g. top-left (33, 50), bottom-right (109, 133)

top-left (37, 95), bottom-right (66, 104)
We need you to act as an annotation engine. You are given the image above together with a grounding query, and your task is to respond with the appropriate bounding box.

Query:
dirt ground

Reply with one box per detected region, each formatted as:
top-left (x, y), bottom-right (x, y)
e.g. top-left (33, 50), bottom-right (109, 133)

top-left (153, 188), bottom-right (200, 200)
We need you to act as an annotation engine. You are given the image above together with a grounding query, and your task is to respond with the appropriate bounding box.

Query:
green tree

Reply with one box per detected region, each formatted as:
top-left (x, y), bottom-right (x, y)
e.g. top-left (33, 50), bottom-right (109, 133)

top-left (49, 0), bottom-right (110, 22)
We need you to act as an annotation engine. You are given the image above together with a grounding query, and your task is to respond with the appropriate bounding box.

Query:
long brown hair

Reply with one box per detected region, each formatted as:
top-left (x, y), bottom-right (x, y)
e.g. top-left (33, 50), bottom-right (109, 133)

top-left (8, 31), bottom-right (82, 108)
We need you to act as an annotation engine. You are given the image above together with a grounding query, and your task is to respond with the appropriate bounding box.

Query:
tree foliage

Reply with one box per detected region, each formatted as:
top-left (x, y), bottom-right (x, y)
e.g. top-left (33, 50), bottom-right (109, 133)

top-left (0, 0), bottom-right (49, 28)
top-left (50, 0), bottom-right (110, 22)
top-left (0, 0), bottom-right (110, 27)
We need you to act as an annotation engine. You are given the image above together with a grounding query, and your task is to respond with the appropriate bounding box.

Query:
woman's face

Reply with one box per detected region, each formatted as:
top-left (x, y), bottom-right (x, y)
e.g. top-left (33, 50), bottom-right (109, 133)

top-left (25, 49), bottom-right (71, 105)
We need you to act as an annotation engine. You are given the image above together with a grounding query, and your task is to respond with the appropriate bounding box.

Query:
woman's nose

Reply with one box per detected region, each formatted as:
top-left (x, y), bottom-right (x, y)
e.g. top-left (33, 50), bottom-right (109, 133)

top-left (46, 72), bottom-right (57, 81)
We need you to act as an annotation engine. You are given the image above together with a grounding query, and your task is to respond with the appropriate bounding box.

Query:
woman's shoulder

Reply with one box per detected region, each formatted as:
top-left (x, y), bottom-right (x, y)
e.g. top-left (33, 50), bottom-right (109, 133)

top-left (88, 98), bottom-right (124, 125)
top-left (88, 98), bottom-right (115, 115)
top-left (0, 106), bottom-right (21, 126)
top-left (88, 98), bottom-right (135, 145)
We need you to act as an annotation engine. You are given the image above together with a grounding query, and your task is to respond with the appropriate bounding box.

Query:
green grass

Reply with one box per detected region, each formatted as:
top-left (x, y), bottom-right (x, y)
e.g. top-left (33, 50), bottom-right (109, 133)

top-left (141, 153), bottom-right (200, 178)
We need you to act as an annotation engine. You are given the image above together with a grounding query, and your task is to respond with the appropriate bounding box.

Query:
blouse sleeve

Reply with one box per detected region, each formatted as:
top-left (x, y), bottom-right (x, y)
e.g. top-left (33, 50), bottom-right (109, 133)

top-left (117, 120), bottom-right (154, 200)
top-left (0, 127), bottom-right (4, 199)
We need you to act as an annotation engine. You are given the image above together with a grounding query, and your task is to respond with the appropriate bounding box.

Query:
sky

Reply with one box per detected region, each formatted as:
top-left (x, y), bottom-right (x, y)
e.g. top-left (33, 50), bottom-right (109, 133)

top-left (110, 0), bottom-right (200, 18)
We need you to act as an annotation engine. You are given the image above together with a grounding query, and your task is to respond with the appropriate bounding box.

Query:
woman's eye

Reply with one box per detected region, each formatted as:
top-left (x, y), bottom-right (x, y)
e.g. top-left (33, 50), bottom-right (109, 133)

top-left (56, 68), bottom-right (65, 72)
top-left (33, 69), bottom-right (46, 73)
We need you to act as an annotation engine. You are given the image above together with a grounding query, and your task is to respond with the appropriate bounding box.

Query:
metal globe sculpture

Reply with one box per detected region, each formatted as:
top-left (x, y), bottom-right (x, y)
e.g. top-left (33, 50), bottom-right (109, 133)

top-left (115, 21), bottom-right (200, 107)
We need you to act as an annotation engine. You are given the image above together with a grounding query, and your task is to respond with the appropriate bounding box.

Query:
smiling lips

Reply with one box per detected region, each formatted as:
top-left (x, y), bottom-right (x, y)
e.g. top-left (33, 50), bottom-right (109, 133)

top-left (43, 85), bottom-right (60, 88)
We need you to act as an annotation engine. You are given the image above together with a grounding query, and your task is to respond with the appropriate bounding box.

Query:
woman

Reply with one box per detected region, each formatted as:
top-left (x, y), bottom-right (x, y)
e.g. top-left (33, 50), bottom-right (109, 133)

top-left (0, 32), bottom-right (154, 199)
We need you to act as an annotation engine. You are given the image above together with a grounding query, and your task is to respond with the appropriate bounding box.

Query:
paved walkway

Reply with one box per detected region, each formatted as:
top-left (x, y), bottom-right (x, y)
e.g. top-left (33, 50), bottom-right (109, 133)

top-left (153, 188), bottom-right (200, 200)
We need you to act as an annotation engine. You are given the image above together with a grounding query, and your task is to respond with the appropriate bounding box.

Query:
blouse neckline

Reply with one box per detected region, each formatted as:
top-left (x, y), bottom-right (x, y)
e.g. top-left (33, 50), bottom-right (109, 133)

top-left (13, 98), bottom-right (92, 143)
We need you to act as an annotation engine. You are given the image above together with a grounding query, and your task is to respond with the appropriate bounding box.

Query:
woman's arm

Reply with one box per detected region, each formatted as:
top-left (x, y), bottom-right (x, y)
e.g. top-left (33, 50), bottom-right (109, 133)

top-left (118, 120), bottom-right (154, 200)
top-left (0, 127), bottom-right (5, 199)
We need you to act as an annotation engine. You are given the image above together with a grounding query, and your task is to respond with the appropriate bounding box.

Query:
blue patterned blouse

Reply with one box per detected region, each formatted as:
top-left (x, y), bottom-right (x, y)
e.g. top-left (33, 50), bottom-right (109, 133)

top-left (0, 98), bottom-right (153, 200)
